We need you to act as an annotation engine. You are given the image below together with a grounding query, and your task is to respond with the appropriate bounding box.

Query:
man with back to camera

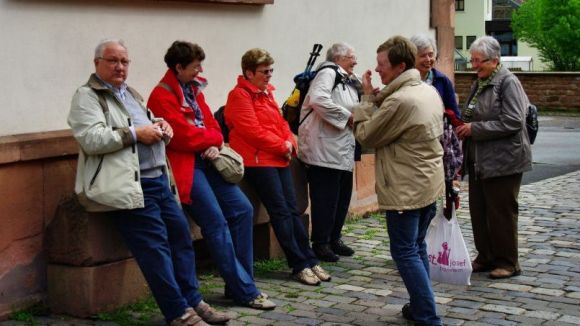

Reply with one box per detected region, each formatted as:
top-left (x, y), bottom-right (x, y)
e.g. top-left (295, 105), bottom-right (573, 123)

top-left (354, 35), bottom-right (444, 325)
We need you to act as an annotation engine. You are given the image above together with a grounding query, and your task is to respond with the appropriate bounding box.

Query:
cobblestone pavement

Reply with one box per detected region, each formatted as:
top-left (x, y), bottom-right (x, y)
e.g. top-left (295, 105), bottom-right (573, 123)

top-left (2, 171), bottom-right (579, 325)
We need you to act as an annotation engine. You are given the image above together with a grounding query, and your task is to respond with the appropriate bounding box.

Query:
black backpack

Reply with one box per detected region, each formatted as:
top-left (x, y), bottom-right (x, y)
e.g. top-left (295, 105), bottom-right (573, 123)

top-left (526, 104), bottom-right (539, 144)
top-left (281, 44), bottom-right (345, 135)
top-left (213, 105), bottom-right (229, 143)
top-left (494, 76), bottom-right (539, 145)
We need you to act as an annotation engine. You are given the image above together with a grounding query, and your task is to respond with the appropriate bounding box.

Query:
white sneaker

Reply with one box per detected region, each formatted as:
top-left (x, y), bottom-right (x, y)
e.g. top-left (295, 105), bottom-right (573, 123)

top-left (247, 293), bottom-right (276, 310)
top-left (293, 267), bottom-right (321, 286)
top-left (311, 265), bottom-right (332, 282)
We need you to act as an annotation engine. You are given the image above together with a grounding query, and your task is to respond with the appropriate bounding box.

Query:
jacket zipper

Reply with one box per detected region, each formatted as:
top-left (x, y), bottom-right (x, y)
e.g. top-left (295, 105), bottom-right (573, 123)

top-left (128, 118), bottom-right (136, 154)
top-left (89, 156), bottom-right (104, 187)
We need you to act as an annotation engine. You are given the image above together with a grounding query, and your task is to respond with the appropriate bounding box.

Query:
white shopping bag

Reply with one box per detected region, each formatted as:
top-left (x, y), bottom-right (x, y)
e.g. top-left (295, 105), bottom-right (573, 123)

top-left (426, 206), bottom-right (472, 285)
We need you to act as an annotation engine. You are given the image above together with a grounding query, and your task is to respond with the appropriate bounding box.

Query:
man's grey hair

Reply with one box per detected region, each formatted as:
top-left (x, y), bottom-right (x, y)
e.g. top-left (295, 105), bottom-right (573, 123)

top-left (409, 34), bottom-right (437, 57)
top-left (326, 42), bottom-right (354, 62)
top-left (469, 36), bottom-right (501, 60)
top-left (94, 39), bottom-right (126, 59)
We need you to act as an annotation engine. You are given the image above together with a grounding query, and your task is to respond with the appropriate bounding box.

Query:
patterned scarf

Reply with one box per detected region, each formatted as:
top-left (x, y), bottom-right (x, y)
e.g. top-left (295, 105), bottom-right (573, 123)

top-left (181, 82), bottom-right (205, 128)
top-left (462, 64), bottom-right (502, 122)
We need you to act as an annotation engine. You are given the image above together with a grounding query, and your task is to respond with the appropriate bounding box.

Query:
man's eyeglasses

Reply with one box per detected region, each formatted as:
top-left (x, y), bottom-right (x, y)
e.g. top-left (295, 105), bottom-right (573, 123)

top-left (469, 58), bottom-right (491, 65)
top-left (256, 68), bottom-right (274, 75)
top-left (98, 57), bottom-right (131, 67)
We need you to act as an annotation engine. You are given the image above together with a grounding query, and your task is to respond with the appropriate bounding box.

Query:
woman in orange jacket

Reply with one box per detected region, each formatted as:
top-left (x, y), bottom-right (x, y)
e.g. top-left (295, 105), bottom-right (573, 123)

top-left (225, 48), bottom-right (331, 286)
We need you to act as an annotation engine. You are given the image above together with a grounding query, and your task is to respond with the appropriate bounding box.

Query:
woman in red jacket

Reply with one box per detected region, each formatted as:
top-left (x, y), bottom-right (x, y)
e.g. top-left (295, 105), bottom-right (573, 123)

top-left (225, 48), bottom-right (331, 286)
top-left (147, 41), bottom-right (275, 311)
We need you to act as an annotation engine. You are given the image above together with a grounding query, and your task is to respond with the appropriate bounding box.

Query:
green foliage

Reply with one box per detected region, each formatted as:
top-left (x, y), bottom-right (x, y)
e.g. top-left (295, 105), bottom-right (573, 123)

top-left (10, 311), bottom-right (39, 325)
top-left (254, 258), bottom-right (287, 276)
top-left (10, 303), bottom-right (49, 325)
top-left (197, 273), bottom-right (224, 295)
top-left (512, 0), bottom-right (580, 71)
top-left (362, 229), bottom-right (379, 240)
top-left (95, 296), bottom-right (160, 326)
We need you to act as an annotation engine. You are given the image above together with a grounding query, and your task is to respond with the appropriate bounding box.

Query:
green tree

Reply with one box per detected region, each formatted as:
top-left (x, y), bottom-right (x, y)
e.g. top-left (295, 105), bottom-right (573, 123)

top-left (511, 0), bottom-right (580, 71)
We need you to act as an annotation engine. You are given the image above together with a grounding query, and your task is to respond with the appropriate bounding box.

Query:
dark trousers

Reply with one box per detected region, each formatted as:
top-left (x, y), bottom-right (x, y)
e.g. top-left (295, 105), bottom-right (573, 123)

top-left (468, 165), bottom-right (522, 271)
top-left (306, 165), bottom-right (353, 246)
top-left (112, 174), bottom-right (201, 323)
top-left (244, 166), bottom-right (319, 273)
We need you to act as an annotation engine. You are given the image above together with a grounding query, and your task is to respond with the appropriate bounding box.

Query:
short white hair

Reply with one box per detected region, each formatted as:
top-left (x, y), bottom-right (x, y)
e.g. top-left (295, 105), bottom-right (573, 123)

top-left (94, 39), bottom-right (126, 59)
top-left (469, 36), bottom-right (501, 60)
top-left (326, 42), bottom-right (354, 62)
top-left (409, 34), bottom-right (437, 57)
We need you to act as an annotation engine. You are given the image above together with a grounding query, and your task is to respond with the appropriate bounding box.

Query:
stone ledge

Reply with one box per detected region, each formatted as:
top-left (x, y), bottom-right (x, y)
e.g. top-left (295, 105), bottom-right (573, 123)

top-left (0, 129), bottom-right (78, 165)
top-left (47, 259), bottom-right (149, 318)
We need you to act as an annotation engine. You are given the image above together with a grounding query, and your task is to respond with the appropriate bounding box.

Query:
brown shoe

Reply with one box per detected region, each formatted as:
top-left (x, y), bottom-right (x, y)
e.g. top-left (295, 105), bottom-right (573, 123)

top-left (489, 267), bottom-right (521, 279)
top-left (194, 301), bottom-right (231, 324)
top-left (472, 261), bottom-right (492, 273)
top-left (170, 308), bottom-right (208, 326)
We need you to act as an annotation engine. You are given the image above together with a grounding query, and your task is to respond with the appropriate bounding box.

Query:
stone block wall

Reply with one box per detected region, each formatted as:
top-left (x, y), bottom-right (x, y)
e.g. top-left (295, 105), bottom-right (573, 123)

top-left (455, 72), bottom-right (580, 111)
top-left (0, 130), bottom-right (378, 319)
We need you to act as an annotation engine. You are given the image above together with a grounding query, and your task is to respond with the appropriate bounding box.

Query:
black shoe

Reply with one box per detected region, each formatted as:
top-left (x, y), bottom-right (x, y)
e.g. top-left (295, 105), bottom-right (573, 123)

top-left (402, 303), bottom-right (414, 321)
top-left (331, 239), bottom-right (355, 256)
top-left (313, 244), bottom-right (339, 262)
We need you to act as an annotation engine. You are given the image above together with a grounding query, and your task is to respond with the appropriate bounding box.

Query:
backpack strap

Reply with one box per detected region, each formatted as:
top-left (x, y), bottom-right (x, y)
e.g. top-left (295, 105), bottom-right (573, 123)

top-left (298, 65), bottom-right (344, 127)
top-left (157, 82), bottom-right (176, 96)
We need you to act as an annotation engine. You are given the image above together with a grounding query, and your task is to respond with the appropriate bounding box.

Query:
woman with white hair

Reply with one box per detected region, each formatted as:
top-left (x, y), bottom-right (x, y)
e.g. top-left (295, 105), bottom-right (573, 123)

top-left (298, 42), bottom-right (361, 262)
top-left (409, 34), bottom-right (461, 121)
top-left (456, 35), bottom-right (532, 279)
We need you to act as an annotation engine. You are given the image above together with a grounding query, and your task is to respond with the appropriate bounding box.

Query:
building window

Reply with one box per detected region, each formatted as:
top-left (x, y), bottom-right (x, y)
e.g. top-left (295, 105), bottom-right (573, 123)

top-left (455, 36), bottom-right (463, 50)
top-left (455, 0), bottom-right (464, 11)
top-left (466, 36), bottom-right (476, 50)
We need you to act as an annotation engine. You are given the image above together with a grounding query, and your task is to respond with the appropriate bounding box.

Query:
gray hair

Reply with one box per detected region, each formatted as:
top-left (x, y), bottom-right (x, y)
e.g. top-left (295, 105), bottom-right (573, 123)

top-left (94, 39), bottom-right (126, 59)
top-left (409, 34), bottom-right (437, 57)
top-left (326, 42), bottom-right (354, 62)
top-left (469, 36), bottom-right (501, 60)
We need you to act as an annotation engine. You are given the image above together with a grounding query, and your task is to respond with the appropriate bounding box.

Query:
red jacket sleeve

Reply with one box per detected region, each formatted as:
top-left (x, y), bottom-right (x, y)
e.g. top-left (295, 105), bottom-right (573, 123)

top-left (226, 88), bottom-right (289, 156)
top-left (148, 87), bottom-right (223, 153)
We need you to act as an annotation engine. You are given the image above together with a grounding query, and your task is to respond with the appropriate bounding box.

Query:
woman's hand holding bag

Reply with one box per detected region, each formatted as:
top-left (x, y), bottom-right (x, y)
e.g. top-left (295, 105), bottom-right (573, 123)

top-left (210, 145), bottom-right (244, 184)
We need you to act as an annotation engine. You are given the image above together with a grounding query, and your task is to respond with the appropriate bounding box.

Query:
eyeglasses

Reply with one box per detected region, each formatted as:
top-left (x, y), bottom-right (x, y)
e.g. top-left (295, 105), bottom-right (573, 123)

top-left (344, 54), bottom-right (357, 60)
top-left (256, 68), bottom-right (274, 75)
top-left (469, 58), bottom-right (491, 65)
top-left (98, 57), bottom-right (131, 67)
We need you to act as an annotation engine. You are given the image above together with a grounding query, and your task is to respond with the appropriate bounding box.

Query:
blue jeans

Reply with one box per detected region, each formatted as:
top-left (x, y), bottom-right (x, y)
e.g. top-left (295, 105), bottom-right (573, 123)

top-left (184, 158), bottom-right (259, 304)
top-left (386, 202), bottom-right (442, 326)
top-left (306, 165), bottom-right (353, 246)
top-left (112, 174), bottom-right (201, 323)
top-left (244, 166), bottom-right (319, 273)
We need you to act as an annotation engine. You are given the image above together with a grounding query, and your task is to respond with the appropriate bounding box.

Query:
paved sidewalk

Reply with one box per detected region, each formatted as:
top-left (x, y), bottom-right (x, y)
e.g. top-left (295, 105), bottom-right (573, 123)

top-left (2, 171), bottom-right (579, 325)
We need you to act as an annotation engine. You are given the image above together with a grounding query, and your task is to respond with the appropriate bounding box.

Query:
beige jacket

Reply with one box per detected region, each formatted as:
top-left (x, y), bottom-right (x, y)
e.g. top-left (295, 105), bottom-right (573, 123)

top-left (354, 69), bottom-right (445, 210)
top-left (298, 63), bottom-right (360, 171)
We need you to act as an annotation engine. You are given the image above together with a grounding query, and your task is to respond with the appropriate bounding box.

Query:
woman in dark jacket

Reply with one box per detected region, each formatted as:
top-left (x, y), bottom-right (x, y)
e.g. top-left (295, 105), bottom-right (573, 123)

top-left (456, 36), bottom-right (532, 279)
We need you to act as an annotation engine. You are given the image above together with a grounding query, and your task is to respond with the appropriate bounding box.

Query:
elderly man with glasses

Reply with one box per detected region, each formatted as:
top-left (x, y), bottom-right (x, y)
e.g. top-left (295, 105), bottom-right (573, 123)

top-left (68, 39), bottom-right (230, 326)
